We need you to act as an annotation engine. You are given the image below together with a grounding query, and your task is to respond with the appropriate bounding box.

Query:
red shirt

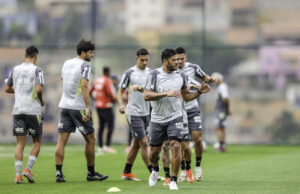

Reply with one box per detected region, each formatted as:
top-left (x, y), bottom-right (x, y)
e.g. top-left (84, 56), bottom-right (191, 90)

top-left (90, 75), bottom-right (116, 108)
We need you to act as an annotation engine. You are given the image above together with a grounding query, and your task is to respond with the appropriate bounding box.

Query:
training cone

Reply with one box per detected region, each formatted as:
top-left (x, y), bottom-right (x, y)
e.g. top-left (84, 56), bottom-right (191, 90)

top-left (107, 187), bottom-right (121, 192)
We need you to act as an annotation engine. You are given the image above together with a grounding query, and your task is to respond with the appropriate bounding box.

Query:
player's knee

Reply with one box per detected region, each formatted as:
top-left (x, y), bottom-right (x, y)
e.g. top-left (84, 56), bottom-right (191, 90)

top-left (86, 136), bottom-right (95, 144)
top-left (139, 140), bottom-right (148, 150)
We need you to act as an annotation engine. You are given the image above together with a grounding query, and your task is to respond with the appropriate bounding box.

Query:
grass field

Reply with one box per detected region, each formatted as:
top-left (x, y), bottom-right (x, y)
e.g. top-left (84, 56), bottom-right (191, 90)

top-left (1, 144), bottom-right (300, 194)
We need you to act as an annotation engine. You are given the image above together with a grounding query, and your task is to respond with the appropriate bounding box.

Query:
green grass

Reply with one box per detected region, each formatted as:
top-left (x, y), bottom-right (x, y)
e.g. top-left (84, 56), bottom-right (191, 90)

top-left (1, 144), bottom-right (300, 194)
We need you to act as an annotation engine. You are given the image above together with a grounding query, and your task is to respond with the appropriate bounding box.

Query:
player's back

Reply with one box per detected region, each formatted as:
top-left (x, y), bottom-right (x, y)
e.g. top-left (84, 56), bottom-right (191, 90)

top-left (12, 63), bottom-right (42, 115)
top-left (93, 75), bottom-right (115, 108)
top-left (59, 57), bottom-right (90, 110)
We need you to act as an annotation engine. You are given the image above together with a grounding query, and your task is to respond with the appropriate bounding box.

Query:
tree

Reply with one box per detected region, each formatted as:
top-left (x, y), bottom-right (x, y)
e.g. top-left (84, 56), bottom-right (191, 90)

top-left (268, 111), bottom-right (300, 144)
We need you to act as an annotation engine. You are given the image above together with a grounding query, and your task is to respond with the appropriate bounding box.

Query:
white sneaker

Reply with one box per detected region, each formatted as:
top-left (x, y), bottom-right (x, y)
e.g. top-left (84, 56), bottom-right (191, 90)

top-left (169, 181), bottom-right (178, 190)
top-left (195, 166), bottom-right (202, 181)
top-left (97, 147), bottom-right (104, 154)
top-left (149, 167), bottom-right (160, 187)
top-left (178, 170), bottom-right (186, 182)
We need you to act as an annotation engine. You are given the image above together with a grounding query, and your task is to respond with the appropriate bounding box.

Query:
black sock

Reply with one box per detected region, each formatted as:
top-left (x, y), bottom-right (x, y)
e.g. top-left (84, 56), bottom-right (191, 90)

top-left (56, 165), bottom-right (62, 176)
top-left (124, 163), bottom-right (132, 174)
top-left (163, 167), bottom-right (170, 178)
top-left (186, 161), bottom-right (191, 170)
top-left (153, 166), bottom-right (159, 172)
top-left (220, 141), bottom-right (225, 147)
top-left (181, 160), bottom-right (186, 170)
top-left (171, 176), bottom-right (177, 182)
top-left (88, 165), bottom-right (95, 175)
top-left (147, 165), bottom-right (153, 173)
top-left (196, 157), bottom-right (202, 167)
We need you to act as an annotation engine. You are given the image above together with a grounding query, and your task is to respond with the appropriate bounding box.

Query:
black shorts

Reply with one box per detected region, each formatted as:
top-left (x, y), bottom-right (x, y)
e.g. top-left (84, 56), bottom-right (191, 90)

top-left (148, 116), bottom-right (184, 146)
top-left (127, 115), bottom-right (150, 140)
top-left (58, 108), bottom-right (94, 135)
top-left (187, 107), bottom-right (203, 131)
top-left (13, 114), bottom-right (43, 138)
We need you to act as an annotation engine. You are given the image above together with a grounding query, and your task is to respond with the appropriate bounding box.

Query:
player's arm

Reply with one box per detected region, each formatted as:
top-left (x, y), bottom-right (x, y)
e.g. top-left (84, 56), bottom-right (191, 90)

top-left (202, 74), bottom-right (216, 83)
top-left (181, 83), bottom-right (211, 101)
top-left (223, 98), bottom-right (231, 115)
top-left (117, 71), bottom-right (131, 114)
top-left (193, 64), bottom-right (216, 83)
top-left (5, 85), bottom-right (14, 93)
top-left (35, 67), bottom-right (45, 106)
top-left (89, 82), bottom-right (95, 100)
top-left (131, 85), bottom-right (144, 93)
top-left (81, 62), bottom-right (92, 122)
top-left (144, 89), bottom-right (181, 101)
top-left (81, 78), bottom-right (91, 122)
top-left (117, 87), bottom-right (126, 113)
top-left (5, 69), bottom-right (14, 93)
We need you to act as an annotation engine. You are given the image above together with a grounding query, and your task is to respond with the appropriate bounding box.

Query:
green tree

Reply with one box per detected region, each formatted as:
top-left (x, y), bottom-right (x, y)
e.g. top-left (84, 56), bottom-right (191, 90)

top-left (268, 111), bottom-right (300, 144)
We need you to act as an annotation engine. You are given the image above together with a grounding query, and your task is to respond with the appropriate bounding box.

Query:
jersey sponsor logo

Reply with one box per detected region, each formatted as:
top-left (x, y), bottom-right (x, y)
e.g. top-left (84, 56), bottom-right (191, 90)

top-left (76, 126), bottom-right (84, 133)
top-left (175, 122), bottom-right (183, 129)
top-left (194, 116), bottom-right (202, 123)
top-left (58, 122), bottom-right (64, 129)
top-left (15, 127), bottom-right (24, 133)
top-left (29, 128), bottom-right (36, 135)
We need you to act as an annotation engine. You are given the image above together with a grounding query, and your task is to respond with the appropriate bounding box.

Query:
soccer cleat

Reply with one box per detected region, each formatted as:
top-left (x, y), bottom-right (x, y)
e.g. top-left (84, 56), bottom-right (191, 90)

top-left (87, 172), bottom-right (109, 181)
top-left (169, 181), bottom-right (178, 190)
top-left (195, 166), bottom-right (202, 181)
top-left (220, 146), bottom-right (227, 152)
top-left (15, 175), bottom-right (22, 184)
top-left (56, 174), bottom-right (66, 183)
top-left (149, 167), bottom-right (160, 187)
top-left (103, 146), bottom-right (117, 154)
top-left (121, 172), bottom-right (141, 181)
top-left (178, 170), bottom-right (186, 182)
top-left (186, 169), bottom-right (194, 183)
top-left (23, 168), bottom-right (34, 183)
top-left (163, 177), bottom-right (171, 186)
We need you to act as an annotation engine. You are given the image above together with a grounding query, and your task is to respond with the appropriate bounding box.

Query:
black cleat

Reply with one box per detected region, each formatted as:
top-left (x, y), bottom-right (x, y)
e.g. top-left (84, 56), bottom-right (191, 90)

top-left (56, 174), bottom-right (66, 183)
top-left (87, 172), bottom-right (109, 181)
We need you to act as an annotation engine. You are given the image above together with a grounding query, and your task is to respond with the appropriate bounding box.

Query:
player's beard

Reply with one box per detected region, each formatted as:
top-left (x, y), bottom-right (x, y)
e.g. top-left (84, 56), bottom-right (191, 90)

top-left (167, 61), bottom-right (177, 72)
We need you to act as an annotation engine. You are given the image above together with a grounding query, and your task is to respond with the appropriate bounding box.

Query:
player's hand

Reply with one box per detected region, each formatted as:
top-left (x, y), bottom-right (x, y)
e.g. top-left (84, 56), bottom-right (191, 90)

top-left (132, 85), bottom-right (144, 92)
top-left (82, 107), bottom-right (91, 122)
top-left (40, 99), bottom-right (45, 106)
top-left (228, 110), bottom-right (232, 115)
top-left (188, 84), bottom-right (198, 90)
top-left (131, 85), bottom-right (139, 91)
top-left (209, 76), bottom-right (217, 83)
top-left (199, 83), bottom-right (211, 93)
top-left (119, 105), bottom-right (126, 114)
top-left (167, 90), bottom-right (182, 98)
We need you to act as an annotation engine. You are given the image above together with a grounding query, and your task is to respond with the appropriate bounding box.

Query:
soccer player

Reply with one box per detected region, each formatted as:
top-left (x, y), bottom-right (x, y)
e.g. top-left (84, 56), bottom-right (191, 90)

top-left (144, 49), bottom-right (210, 190)
top-left (55, 39), bottom-right (108, 182)
top-left (90, 67), bottom-right (117, 154)
top-left (117, 48), bottom-right (152, 181)
top-left (175, 47), bottom-right (216, 181)
top-left (5, 45), bottom-right (44, 184)
top-left (212, 72), bottom-right (231, 152)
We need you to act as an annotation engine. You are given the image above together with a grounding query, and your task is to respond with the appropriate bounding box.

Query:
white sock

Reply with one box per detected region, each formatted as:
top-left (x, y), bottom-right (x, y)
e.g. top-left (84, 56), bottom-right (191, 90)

top-left (26, 155), bottom-right (37, 170)
top-left (15, 160), bottom-right (23, 176)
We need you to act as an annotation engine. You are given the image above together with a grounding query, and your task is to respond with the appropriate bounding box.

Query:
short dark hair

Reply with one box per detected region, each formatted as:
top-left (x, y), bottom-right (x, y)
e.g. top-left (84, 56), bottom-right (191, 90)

top-left (76, 39), bottom-right (95, 55)
top-left (25, 45), bottom-right (39, 58)
top-left (103, 66), bottom-right (110, 75)
top-left (161, 48), bottom-right (177, 62)
top-left (136, 48), bottom-right (149, 56)
top-left (175, 47), bottom-right (186, 54)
